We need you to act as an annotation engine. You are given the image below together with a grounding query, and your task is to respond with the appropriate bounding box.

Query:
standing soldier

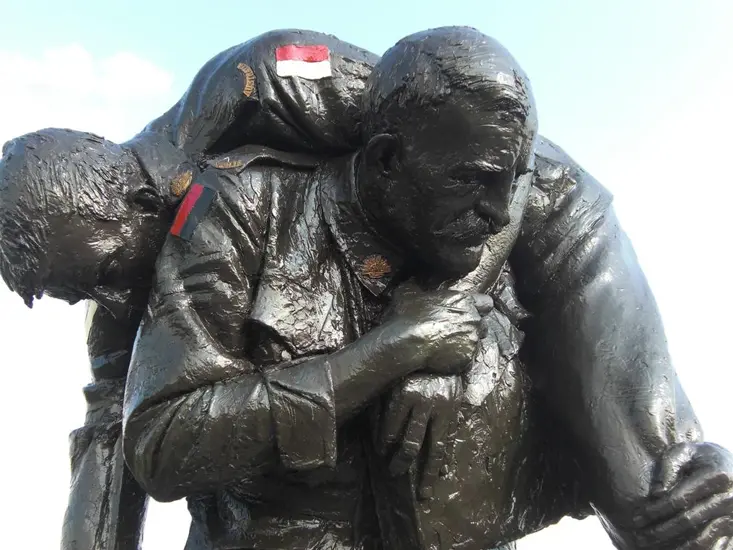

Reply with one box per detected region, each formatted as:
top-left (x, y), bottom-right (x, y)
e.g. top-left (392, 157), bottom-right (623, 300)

top-left (1, 26), bottom-right (731, 550)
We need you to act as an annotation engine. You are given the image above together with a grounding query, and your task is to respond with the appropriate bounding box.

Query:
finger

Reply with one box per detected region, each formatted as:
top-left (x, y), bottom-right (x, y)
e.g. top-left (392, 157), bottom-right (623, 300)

top-left (441, 290), bottom-right (474, 311)
top-left (369, 397), bottom-right (384, 448)
top-left (418, 408), bottom-right (455, 499)
top-left (418, 383), bottom-right (462, 499)
top-left (479, 315), bottom-right (491, 339)
top-left (640, 469), bottom-right (733, 526)
top-left (417, 419), bottom-right (447, 500)
top-left (677, 516), bottom-right (733, 550)
top-left (378, 394), bottom-right (412, 456)
top-left (390, 404), bottom-right (431, 477)
top-left (652, 443), bottom-right (697, 497)
top-left (636, 492), bottom-right (733, 546)
top-left (445, 379), bottom-right (462, 468)
top-left (471, 293), bottom-right (494, 316)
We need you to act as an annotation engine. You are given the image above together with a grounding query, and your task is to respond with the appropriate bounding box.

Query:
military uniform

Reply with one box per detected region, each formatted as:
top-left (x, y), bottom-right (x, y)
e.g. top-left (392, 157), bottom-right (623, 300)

top-left (121, 132), bottom-right (699, 550)
top-left (64, 29), bottom-right (378, 550)
top-left (67, 28), bottom-right (701, 550)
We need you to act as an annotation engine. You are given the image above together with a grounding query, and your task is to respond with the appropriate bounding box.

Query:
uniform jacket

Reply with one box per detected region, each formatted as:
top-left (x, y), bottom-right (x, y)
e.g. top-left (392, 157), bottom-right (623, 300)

top-left (122, 138), bottom-right (699, 549)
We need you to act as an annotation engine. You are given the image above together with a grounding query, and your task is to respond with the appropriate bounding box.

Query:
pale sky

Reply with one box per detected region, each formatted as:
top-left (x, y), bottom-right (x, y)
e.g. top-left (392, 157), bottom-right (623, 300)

top-left (0, 1), bottom-right (731, 548)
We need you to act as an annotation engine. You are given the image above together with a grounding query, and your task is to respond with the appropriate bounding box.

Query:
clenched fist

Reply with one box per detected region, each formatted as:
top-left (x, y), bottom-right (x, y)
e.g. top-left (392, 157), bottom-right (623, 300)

top-left (628, 442), bottom-right (733, 549)
top-left (386, 282), bottom-right (494, 376)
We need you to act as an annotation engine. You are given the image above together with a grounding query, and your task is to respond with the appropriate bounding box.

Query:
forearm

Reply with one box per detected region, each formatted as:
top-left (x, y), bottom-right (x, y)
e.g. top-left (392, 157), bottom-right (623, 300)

top-left (124, 321), bottom-right (417, 501)
top-left (331, 319), bottom-right (419, 420)
top-left (526, 213), bottom-right (702, 517)
top-left (63, 378), bottom-right (147, 550)
top-left (64, 424), bottom-right (147, 550)
top-left (124, 373), bottom-right (275, 501)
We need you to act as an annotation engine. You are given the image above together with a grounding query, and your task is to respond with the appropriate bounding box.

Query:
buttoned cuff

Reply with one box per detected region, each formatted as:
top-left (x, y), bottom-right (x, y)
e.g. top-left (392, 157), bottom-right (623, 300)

top-left (265, 359), bottom-right (337, 471)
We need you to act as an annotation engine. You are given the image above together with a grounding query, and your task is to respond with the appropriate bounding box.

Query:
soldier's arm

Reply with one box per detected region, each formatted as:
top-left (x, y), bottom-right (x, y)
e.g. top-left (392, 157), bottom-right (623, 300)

top-left (133, 29), bottom-right (377, 159)
top-left (122, 164), bottom-right (424, 503)
top-left (62, 303), bottom-right (147, 550)
top-left (511, 137), bottom-right (702, 526)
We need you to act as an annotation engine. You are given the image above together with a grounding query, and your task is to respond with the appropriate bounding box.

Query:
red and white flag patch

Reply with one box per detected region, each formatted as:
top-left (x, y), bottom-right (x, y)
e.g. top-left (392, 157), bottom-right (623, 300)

top-left (275, 45), bottom-right (332, 80)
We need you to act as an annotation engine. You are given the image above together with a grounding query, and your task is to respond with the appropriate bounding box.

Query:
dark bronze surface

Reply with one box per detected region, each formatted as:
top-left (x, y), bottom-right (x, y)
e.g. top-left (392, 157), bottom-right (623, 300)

top-left (1, 26), bottom-right (731, 550)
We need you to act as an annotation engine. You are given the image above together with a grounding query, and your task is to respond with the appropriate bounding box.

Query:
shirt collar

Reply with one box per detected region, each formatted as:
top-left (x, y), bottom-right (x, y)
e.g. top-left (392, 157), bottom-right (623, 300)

top-left (124, 131), bottom-right (198, 208)
top-left (319, 154), bottom-right (404, 297)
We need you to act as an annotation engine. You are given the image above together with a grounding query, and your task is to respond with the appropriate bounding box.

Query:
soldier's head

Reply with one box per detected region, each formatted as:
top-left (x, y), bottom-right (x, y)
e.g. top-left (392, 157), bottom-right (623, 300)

top-left (0, 128), bottom-right (168, 317)
top-left (360, 26), bottom-right (537, 277)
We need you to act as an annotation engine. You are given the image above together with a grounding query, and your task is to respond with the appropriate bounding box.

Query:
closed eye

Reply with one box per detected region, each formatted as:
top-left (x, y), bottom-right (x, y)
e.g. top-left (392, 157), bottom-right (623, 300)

top-left (97, 253), bottom-right (123, 286)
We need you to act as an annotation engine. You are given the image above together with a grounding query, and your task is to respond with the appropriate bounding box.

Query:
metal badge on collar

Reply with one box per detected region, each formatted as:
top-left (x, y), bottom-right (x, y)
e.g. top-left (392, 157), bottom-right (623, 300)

top-left (170, 170), bottom-right (193, 197)
top-left (361, 255), bottom-right (391, 279)
top-left (212, 158), bottom-right (245, 169)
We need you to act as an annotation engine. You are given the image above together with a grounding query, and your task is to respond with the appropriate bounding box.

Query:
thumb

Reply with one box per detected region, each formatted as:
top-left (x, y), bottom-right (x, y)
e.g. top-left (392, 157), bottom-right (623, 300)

top-left (651, 442), bottom-right (697, 497)
top-left (471, 293), bottom-right (494, 316)
top-left (388, 279), bottom-right (423, 316)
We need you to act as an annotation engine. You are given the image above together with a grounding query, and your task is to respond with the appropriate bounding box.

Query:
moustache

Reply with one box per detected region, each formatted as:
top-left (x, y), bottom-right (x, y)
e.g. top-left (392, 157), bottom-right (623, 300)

top-left (432, 209), bottom-right (494, 244)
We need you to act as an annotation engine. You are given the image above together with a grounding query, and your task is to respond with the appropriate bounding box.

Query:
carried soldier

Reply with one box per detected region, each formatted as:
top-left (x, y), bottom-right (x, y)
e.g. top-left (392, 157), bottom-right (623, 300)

top-left (1, 27), bottom-right (731, 550)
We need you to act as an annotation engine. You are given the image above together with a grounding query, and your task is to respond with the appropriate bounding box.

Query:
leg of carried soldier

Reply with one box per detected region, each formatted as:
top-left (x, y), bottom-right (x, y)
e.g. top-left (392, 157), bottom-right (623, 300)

top-left (232, 29), bottom-right (378, 154)
top-left (139, 29), bottom-right (378, 160)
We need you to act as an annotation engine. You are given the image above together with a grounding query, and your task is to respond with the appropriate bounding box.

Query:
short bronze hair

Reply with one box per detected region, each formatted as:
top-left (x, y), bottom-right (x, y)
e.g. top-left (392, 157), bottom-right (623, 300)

top-left (362, 26), bottom-right (538, 167)
top-left (0, 128), bottom-right (136, 306)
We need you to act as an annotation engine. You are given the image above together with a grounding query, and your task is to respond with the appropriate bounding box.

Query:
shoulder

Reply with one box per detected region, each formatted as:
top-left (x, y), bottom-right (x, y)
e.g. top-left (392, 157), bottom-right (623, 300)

top-left (151, 148), bottom-right (323, 312)
top-left (523, 135), bottom-right (614, 239)
top-left (201, 145), bottom-right (321, 210)
top-left (165, 146), bottom-right (321, 244)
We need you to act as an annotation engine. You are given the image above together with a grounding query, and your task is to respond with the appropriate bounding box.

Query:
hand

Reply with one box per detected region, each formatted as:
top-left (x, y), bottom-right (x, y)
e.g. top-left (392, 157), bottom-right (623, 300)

top-left (388, 282), bottom-right (493, 376)
top-left (374, 373), bottom-right (463, 500)
top-left (631, 442), bottom-right (733, 549)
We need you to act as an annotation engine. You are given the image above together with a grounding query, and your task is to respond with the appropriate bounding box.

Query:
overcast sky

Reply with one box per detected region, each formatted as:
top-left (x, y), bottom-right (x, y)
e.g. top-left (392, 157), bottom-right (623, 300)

top-left (0, 1), bottom-right (731, 548)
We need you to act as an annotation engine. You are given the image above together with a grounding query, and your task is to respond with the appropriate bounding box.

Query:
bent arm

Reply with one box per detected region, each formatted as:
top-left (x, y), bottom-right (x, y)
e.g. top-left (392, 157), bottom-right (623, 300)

top-left (124, 312), bottom-right (418, 502)
top-left (122, 168), bottom-right (417, 502)
top-left (62, 303), bottom-right (147, 550)
top-left (513, 138), bottom-right (702, 523)
top-left (133, 29), bottom-right (377, 159)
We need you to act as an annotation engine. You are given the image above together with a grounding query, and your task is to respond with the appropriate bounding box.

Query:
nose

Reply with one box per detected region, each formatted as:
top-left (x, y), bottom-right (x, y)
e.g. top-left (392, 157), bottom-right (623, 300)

top-left (476, 199), bottom-right (511, 233)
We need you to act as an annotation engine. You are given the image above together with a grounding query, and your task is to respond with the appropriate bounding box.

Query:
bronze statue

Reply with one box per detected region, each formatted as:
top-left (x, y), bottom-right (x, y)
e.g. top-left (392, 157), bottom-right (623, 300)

top-left (1, 27), bottom-right (732, 550)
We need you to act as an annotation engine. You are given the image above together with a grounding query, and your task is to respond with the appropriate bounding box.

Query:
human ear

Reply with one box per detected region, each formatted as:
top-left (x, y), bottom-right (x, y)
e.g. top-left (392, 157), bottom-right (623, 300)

top-left (364, 133), bottom-right (400, 177)
top-left (130, 186), bottom-right (164, 213)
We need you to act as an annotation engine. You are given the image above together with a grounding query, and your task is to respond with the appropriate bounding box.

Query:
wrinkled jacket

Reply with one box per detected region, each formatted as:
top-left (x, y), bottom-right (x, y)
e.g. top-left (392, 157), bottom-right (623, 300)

top-left (71, 28), bottom-right (701, 550)
top-left (122, 137), bottom-right (701, 549)
top-left (65, 29), bottom-right (377, 550)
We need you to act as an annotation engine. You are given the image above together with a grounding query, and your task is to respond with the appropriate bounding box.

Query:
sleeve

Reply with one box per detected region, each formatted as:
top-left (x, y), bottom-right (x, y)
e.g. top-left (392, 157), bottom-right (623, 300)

top-left (62, 303), bottom-right (147, 550)
top-left (134, 29), bottom-right (378, 160)
top-left (511, 137), bottom-right (703, 515)
top-left (122, 169), bottom-right (337, 503)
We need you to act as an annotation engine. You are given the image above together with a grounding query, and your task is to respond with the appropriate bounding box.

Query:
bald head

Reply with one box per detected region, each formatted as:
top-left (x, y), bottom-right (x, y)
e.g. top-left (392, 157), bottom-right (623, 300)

top-left (363, 26), bottom-right (537, 165)
top-left (356, 27), bottom-right (539, 277)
